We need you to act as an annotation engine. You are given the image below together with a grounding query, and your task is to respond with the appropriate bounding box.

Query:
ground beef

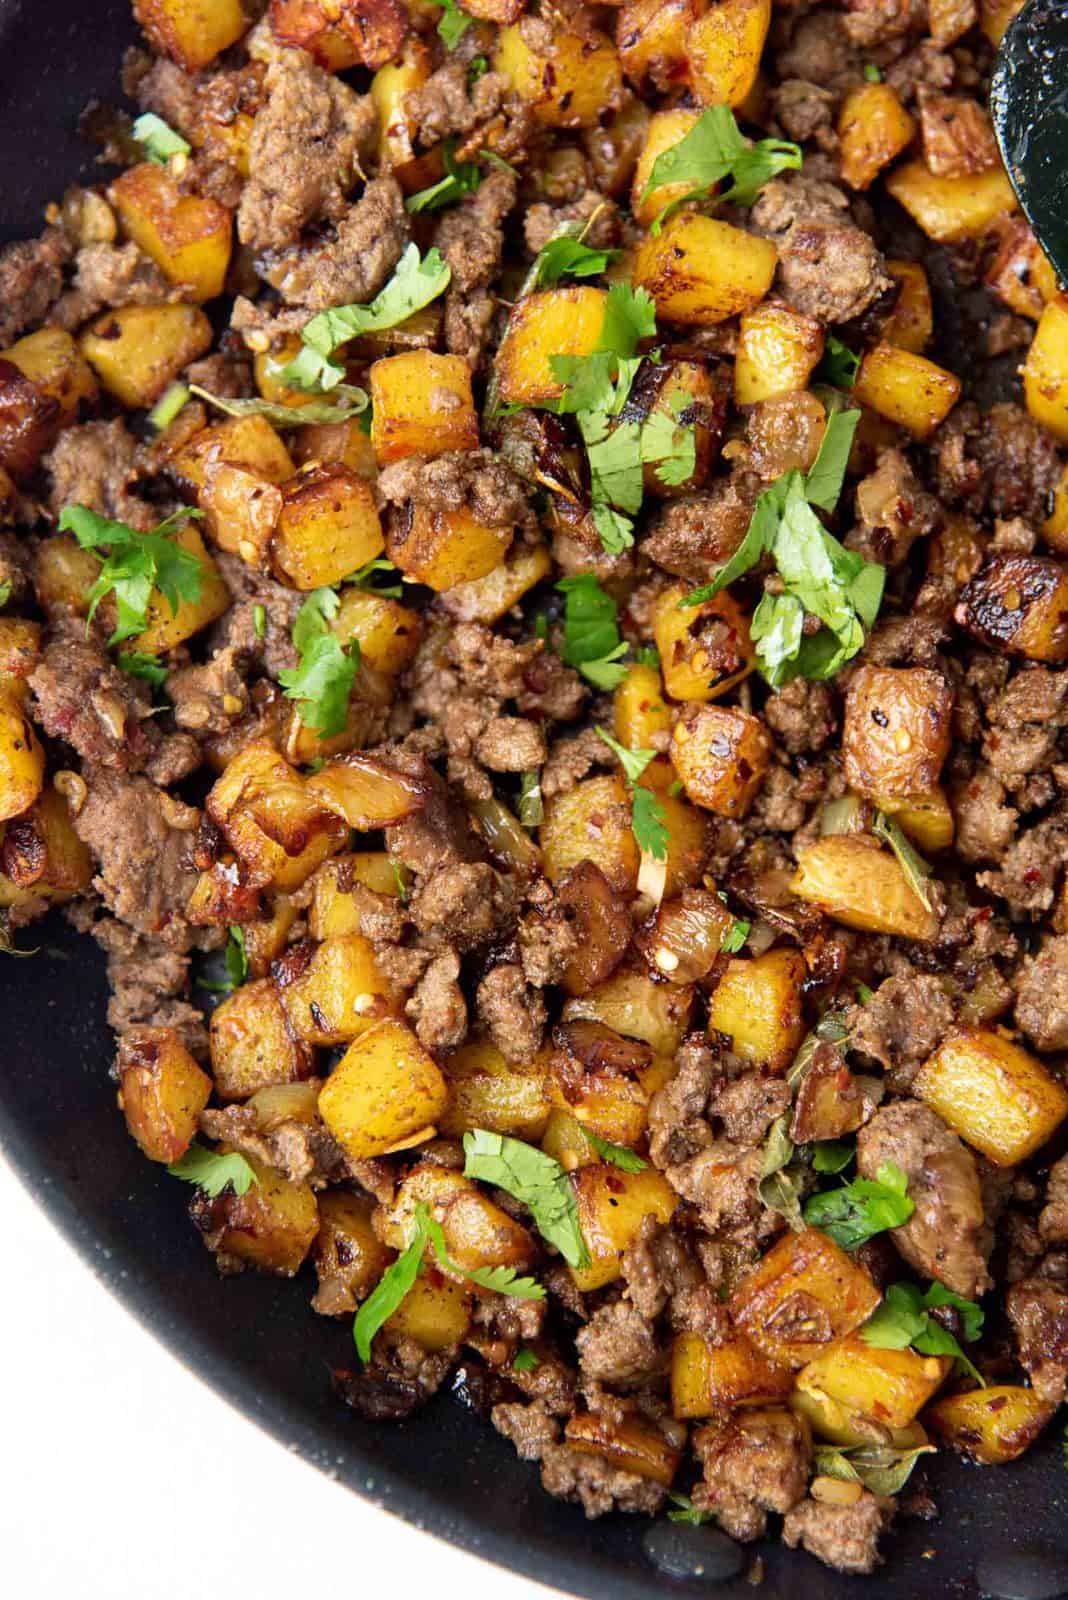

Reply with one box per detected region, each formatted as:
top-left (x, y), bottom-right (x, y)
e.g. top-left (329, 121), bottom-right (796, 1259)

top-left (774, 13), bottom-right (864, 91)
top-left (165, 646), bottom-right (249, 738)
top-left (30, 629), bottom-right (158, 773)
top-left (405, 57), bottom-right (511, 146)
top-left (516, 878), bottom-right (577, 987)
top-left (750, 175), bottom-right (893, 324)
top-left (209, 553), bottom-right (302, 677)
top-left (43, 418), bottom-right (153, 529)
top-left (929, 402), bottom-right (1061, 523)
top-left (857, 1101), bottom-right (991, 1299)
top-left (258, 176), bottom-right (407, 316)
top-left (847, 971), bottom-right (956, 1084)
top-left (405, 948), bottom-right (468, 1055)
top-left (437, 167), bottom-right (516, 296)
top-left (92, 918), bottom-right (207, 1056)
top-left (524, 191), bottom-right (620, 257)
top-left (620, 1216), bottom-right (705, 1322)
top-left (1014, 936), bottom-right (1068, 1052)
top-left (53, 241), bottom-right (172, 331)
top-left (0, 226), bottom-right (72, 346)
top-left (642, 480), bottom-right (753, 582)
top-left (648, 1038), bottom-right (716, 1169)
top-left (772, 79), bottom-right (836, 142)
top-left (238, 50), bottom-right (374, 252)
top-left (574, 1299), bottom-right (666, 1389)
top-left (378, 449), bottom-right (533, 533)
top-left (763, 678), bottom-right (839, 755)
top-left (977, 810), bottom-right (1068, 918)
top-left (73, 769), bottom-right (199, 946)
top-left (409, 861), bottom-right (501, 950)
top-left (540, 727), bottom-right (609, 800)
top-left (1006, 1277), bottom-right (1068, 1404)
top-left (951, 766), bottom-right (1019, 863)
top-left (476, 962), bottom-right (546, 1063)
top-left (782, 1492), bottom-right (891, 1574)
top-left (984, 667), bottom-right (1068, 786)
top-left (492, 1399), bottom-right (667, 1516)
top-left (693, 1408), bottom-right (811, 1541)
top-left (848, 449), bottom-right (942, 570)
top-left (709, 1071), bottom-right (791, 1145)
top-left (1040, 1156), bottom-right (1068, 1246)
top-left (475, 716), bottom-right (546, 773)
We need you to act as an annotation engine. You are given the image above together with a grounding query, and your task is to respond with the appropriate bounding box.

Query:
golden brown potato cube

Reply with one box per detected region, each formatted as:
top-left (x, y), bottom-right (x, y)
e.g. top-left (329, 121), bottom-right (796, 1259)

top-left (730, 1228), bottom-right (881, 1368)
top-left (873, 784), bottom-right (954, 853)
top-left (208, 740), bottom-right (347, 891)
top-left (885, 160), bottom-right (1016, 243)
top-left (563, 967), bottom-right (695, 1056)
top-left (570, 1163), bottom-right (678, 1291)
top-left (688, 0), bottom-right (770, 109)
top-left (631, 107), bottom-right (701, 226)
top-left (0, 618), bottom-right (40, 679)
top-left (79, 304), bottom-right (212, 408)
top-left (541, 1107), bottom-right (602, 1170)
top-left (548, 1018), bottom-right (652, 1147)
top-left (134, 0), bottom-right (247, 70)
top-left (883, 259), bottom-right (934, 354)
top-left (838, 83), bottom-right (916, 191)
top-left (1024, 294), bottom-right (1068, 442)
top-left (919, 94), bottom-right (999, 178)
top-left (318, 1018), bottom-right (448, 1159)
top-left (242, 895), bottom-right (297, 979)
top-left (985, 219), bottom-right (1058, 322)
top-left (305, 750), bottom-right (429, 831)
top-left (439, 544), bottom-right (553, 627)
top-left (653, 585), bottom-right (754, 703)
top-left (198, 462), bottom-right (284, 569)
top-left (2, 326), bottom-right (97, 426)
top-left (384, 1272), bottom-right (472, 1349)
top-left (130, 522), bottom-right (231, 654)
top-left (791, 835), bottom-right (939, 941)
top-left (117, 1026), bottom-right (212, 1164)
top-left (925, 1385), bottom-right (1054, 1463)
top-left (199, 1150), bottom-right (319, 1275)
top-left (954, 553), bottom-right (1068, 663)
top-left (0, 359), bottom-right (61, 481)
top-left (312, 1191), bottom-right (395, 1316)
top-left (497, 287), bottom-right (608, 405)
top-left (271, 465), bottom-right (383, 591)
top-left (843, 665), bottom-right (954, 800)
top-left (617, 0), bottom-right (701, 94)
top-left (494, 24), bottom-right (623, 128)
top-left (672, 1331), bottom-right (793, 1420)
top-left (109, 163), bottom-right (232, 302)
top-left (0, 692), bottom-right (44, 822)
top-left (0, 783), bottom-right (92, 903)
top-left (275, 933), bottom-right (398, 1045)
top-left (912, 1026), bottom-right (1068, 1167)
top-left (980, 0), bottom-right (1027, 43)
top-left (670, 703), bottom-right (772, 817)
top-left (541, 773), bottom-right (640, 897)
top-left (329, 589), bottom-right (419, 679)
top-left (928, 0), bottom-right (976, 41)
top-left (853, 342), bottom-right (961, 439)
top-left (383, 1162), bottom-right (536, 1273)
top-left (175, 412), bottom-right (295, 493)
top-left (440, 1041), bottom-right (552, 1141)
top-left (388, 502), bottom-right (512, 592)
top-left (707, 947), bottom-right (806, 1071)
top-left (370, 38), bottom-right (432, 185)
top-left (370, 351), bottom-right (478, 465)
top-left (635, 213), bottom-right (777, 327)
top-left (270, 0), bottom-right (405, 72)
top-left (734, 301), bottom-right (824, 405)
top-left (797, 1337), bottom-right (950, 1432)
top-left (641, 769), bottom-right (711, 898)
top-left (210, 978), bottom-right (316, 1102)
top-left (613, 662), bottom-right (673, 752)
top-left (308, 851), bottom-right (408, 940)
top-left (564, 1411), bottom-right (681, 1486)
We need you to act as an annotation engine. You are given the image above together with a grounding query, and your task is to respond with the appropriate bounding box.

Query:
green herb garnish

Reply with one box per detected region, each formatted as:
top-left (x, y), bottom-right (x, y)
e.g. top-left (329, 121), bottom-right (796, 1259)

top-left (861, 1281), bottom-right (985, 1385)
top-left (812, 1139), bottom-right (855, 1175)
top-left (518, 769), bottom-right (544, 828)
top-left (557, 573), bottom-right (628, 688)
top-left (59, 504), bottom-right (206, 646)
top-left (147, 381), bottom-right (190, 431)
top-left (813, 1441), bottom-right (934, 1497)
top-left (132, 111), bottom-right (190, 165)
top-left (586, 1131), bottom-right (647, 1173)
top-left (167, 1142), bottom-right (258, 1198)
top-left (405, 140), bottom-right (482, 214)
top-left (463, 1130), bottom-right (590, 1269)
top-left (594, 727), bottom-right (669, 863)
top-left (642, 105), bottom-right (802, 233)
top-left (534, 235), bottom-right (618, 288)
top-left (436, 0), bottom-right (472, 47)
top-left (803, 1160), bottom-right (914, 1250)
top-left (666, 1492), bottom-right (715, 1526)
top-left (872, 810), bottom-right (934, 912)
top-left (513, 1348), bottom-right (541, 1373)
top-left (815, 335), bottom-right (860, 391)
top-left (252, 603), bottom-right (267, 640)
top-left (278, 588), bottom-right (358, 737)
top-left (117, 651), bottom-right (168, 689)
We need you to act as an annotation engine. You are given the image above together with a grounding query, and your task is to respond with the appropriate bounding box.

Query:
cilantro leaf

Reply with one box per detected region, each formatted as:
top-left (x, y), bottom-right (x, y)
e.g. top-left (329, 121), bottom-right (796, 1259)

top-left (595, 727), bottom-right (669, 862)
top-left (815, 335), bottom-right (860, 391)
top-left (463, 1129), bottom-right (590, 1269)
top-left (353, 1228), bottom-right (426, 1362)
top-left (861, 1281), bottom-right (985, 1384)
top-left (188, 382), bottom-right (367, 428)
top-left (278, 588), bottom-right (358, 737)
top-left (586, 1131), bottom-right (647, 1173)
top-left (863, 62), bottom-right (883, 82)
top-left (167, 1142), bottom-right (258, 1198)
top-left (592, 504), bottom-right (636, 555)
top-left (59, 504), bottom-right (206, 646)
top-left (436, 0), bottom-right (472, 46)
top-left (557, 574), bottom-right (629, 688)
top-left (405, 140), bottom-right (482, 213)
top-left (419, 1205), bottom-right (545, 1300)
top-left (720, 916), bottom-right (750, 954)
top-left (518, 769), bottom-right (544, 828)
top-left (803, 1161), bottom-right (914, 1250)
top-left (132, 111), bottom-right (190, 164)
top-left (641, 388), bottom-right (698, 488)
top-left (873, 809), bottom-right (934, 912)
top-left (582, 414), bottom-right (645, 516)
top-left (347, 557), bottom-right (405, 598)
top-left (0, 579), bottom-right (10, 609)
top-left (513, 1348), bottom-right (540, 1372)
top-left (117, 651), bottom-right (168, 689)
top-left (805, 407), bottom-right (861, 511)
top-left (812, 1138), bottom-right (855, 1175)
top-left (197, 925), bottom-right (250, 996)
top-left (600, 281), bottom-right (658, 353)
top-left (666, 1492), bottom-right (715, 1526)
top-left (534, 235), bottom-right (617, 287)
top-left (282, 245), bottom-right (451, 392)
top-left (642, 106), bottom-right (801, 232)
top-left (595, 725), bottom-right (655, 786)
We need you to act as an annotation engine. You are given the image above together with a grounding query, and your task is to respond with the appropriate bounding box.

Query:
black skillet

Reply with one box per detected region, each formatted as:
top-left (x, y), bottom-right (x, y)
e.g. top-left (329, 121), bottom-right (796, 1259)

top-left (0, 1), bottom-right (1067, 1594)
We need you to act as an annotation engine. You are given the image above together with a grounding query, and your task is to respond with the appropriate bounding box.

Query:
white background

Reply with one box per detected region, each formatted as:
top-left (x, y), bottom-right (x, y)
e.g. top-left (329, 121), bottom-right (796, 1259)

top-left (0, 1152), bottom-right (554, 1600)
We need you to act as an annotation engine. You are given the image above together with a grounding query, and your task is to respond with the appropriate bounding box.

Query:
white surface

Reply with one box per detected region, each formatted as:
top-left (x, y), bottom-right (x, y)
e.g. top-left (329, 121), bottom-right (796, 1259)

top-left (0, 1151), bottom-right (555, 1600)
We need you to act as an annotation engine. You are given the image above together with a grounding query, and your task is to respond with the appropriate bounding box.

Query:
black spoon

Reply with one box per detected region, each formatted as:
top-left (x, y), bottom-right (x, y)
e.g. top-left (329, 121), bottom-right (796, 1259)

top-left (992, 0), bottom-right (1068, 281)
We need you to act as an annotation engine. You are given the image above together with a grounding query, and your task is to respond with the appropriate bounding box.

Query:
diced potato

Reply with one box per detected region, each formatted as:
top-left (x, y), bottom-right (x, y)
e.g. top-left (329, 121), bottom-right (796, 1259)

top-left (382, 1161), bottom-right (536, 1272)
top-left (200, 1150), bottom-right (319, 1275)
top-left (570, 1163), bottom-right (678, 1290)
top-left (116, 1026), bottom-right (212, 1163)
top-left (0, 692), bottom-right (45, 822)
top-left (370, 352), bottom-right (478, 465)
top-left (271, 465), bottom-right (383, 591)
top-left (670, 703), bottom-right (772, 816)
top-left (131, 522), bottom-right (231, 654)
top-left (79, 304), bottom-right (212, 407)
top-left (928, 0), bottom-right (977, 42)
top-left (197, 462), bottom-right (284, 569)
top-left (634, 357), bottom-right (725, 496)
top-left (2, 326), bottom-right (97, 425)
top-left (872, 787), bottom-right (955, 853)
top-left (842, 665), bottom-right (954, 800)
top-left (388, 503), bottom-right (512, 592)
top-left (616, 0), bottom-right (701, 94)
top-left (790, 1386), bottom-right (931, 1450)
top-left (305, 750), bottom-right (428, 831)
top-left (912, 1026), bottom-right (1068, 1167)
top-left (276, 934), bottom-right (398, 1045)
top-left (920, 93), bottom-right (1000, 178)
top-left (438, 543), bottom-right (553, 626)
top-left (563, 967), bottom-right (695, 1055)
top-left (541, 773), bottom-right (639, 897)
top-left (641, 770), bottom-right (711, 897)
top-left (493, 24), bottom-right (623, 128)
top-left (440, 1041), bottom-right (552, 1140)
top-left (653, 584), bottom-right (755, 702)
top-left (613, 662), bottom-right (673, 751)
top-left (541, 1107), bottom-right (602, 1170)
top-left (672, 1331), bottom-right (793, 1419)
top-left (371, 38), bottom-right (433, 189)
top-left (175, 412), bottom-right (295, 493)
top-left (979, 0), bottom-right (1027, 43)
top-left (110, 164), bottom-right (232, 302)
top-left (0, 782), bottom-right (92, 908)
top-left (791, 835), bottom-right (938, 941)
top-left (734, 301), bottom-right (824, 405)
top-left (688, 0), bottom-right (770, 108)
top-left (925, 1385), bottom-right (1055, 1463)
top-left (730, 1229), bottom-right (881, 1368)
top-left (565, 1412), bottom-right (680, 1486)
top-left (245, 1082), bottom-right (321, 1132)
top-left (319, 1019), bottom-right (449, 1159)
top-left (269, 0), bottom-right (405, 71)
top-left (797, 1336), bottom-right (950, 1431)
top-left (707, 947), bottom-right (806, 1071)
top-left (329, 588), bottom-right (419, 679)
top-left (133, 0), bottom-right (247, 71)
top-left (308, 851), bottom-right (408, 940)
top-left (384, 1273), bottom-right (472, 1349)
top-left (242, 896), bottom-right (298, 979)
top-left (497, 287), bottom-right (607, 405)
top-left (955, 553), bottom-right (1068, 663)
top-left (883, 260), bottom-right (934, 354)
top-left (548, 1019), bottom-right (652, 1146)
top-left (885, 161), bottom-right (1017, 243)
top-left (210, 978), bottom-right (316, 1101)
top-left (207, 740), bottom-right (348, 892)
top-left (1023, 294), bottom-right (1068, 442)
top-left (986, 217), bottom-right (1058, 322)
top-left (631, 108), bottom-right (701, 227)
top-left (312, 1190), bottom-right (395, 1316)
top-left (0, 358), bottom-right (63, 481)
top-left (853, 342), bottom-right (961, 439)
top-left (838, 83), bottom-right (916, 191)
top-left (635, 213), bottom-right (778, 326)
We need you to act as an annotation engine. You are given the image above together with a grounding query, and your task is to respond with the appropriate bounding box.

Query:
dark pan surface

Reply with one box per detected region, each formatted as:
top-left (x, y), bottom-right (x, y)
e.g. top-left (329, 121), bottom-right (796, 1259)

top-left (0, 4), bottom-right (1066, 1594)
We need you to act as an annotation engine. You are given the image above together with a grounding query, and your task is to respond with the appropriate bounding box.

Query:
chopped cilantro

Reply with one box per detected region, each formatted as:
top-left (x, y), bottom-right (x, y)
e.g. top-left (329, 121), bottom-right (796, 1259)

top-left (803, 1161), bottom-right (914, 1250)
top-left (188, 383), bottom-right (367, 428)
top-left (436, 0), bottom-right (472, 47)
top-left (166, 1142), bottom-right (258, 1198)
top-left (0, 580), bottom-right (10, 608)
top-left (642, 105), bottom-right (802, 232)
top-left (198, 925), bottom-right (250, 995)
top-left (467, 55), bottom-right (490, 86)
top-left (815, 335), bottom-right (860, 391)
top-left (59, 504), bottom-right (206, 647)
top-left (117, 651), bottom-right (168, 689)
top-left (856, 981), bottom-right (874, 1005)
top-left (861, 1281), bottom-right (985, 1385)
top-left (556, 574), bottom-right (628, 689)
top-left (463, 1130), bottom-right (590, 1269)
top-left (534, 235), bottom-right (617, 288)
top-left (405, 140), bottom-right (482, 213)
top-left (595, 726), bottom-right (669, 862)
top-left (863, 62), bottom-right (883, 82)
top-left (347, 557), bottom-right (405, 599)
top-left (513, 1348), bottom-right (541, 1373)
top-left (586, 1131), bottom-right (647, 1173)
top-left (132, 111), bottom-right (190, 165)
top-left (278, 588), bottom-right (358, 737)
top-left (720, 917), bottom-right (750, 954)
top-left (666, 1492), bottom-right (715, 1526)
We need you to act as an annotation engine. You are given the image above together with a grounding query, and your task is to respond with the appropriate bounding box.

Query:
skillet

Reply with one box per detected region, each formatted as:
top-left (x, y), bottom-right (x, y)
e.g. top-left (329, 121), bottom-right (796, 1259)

top-left (0, 2), bottom-right (1066, 1593)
